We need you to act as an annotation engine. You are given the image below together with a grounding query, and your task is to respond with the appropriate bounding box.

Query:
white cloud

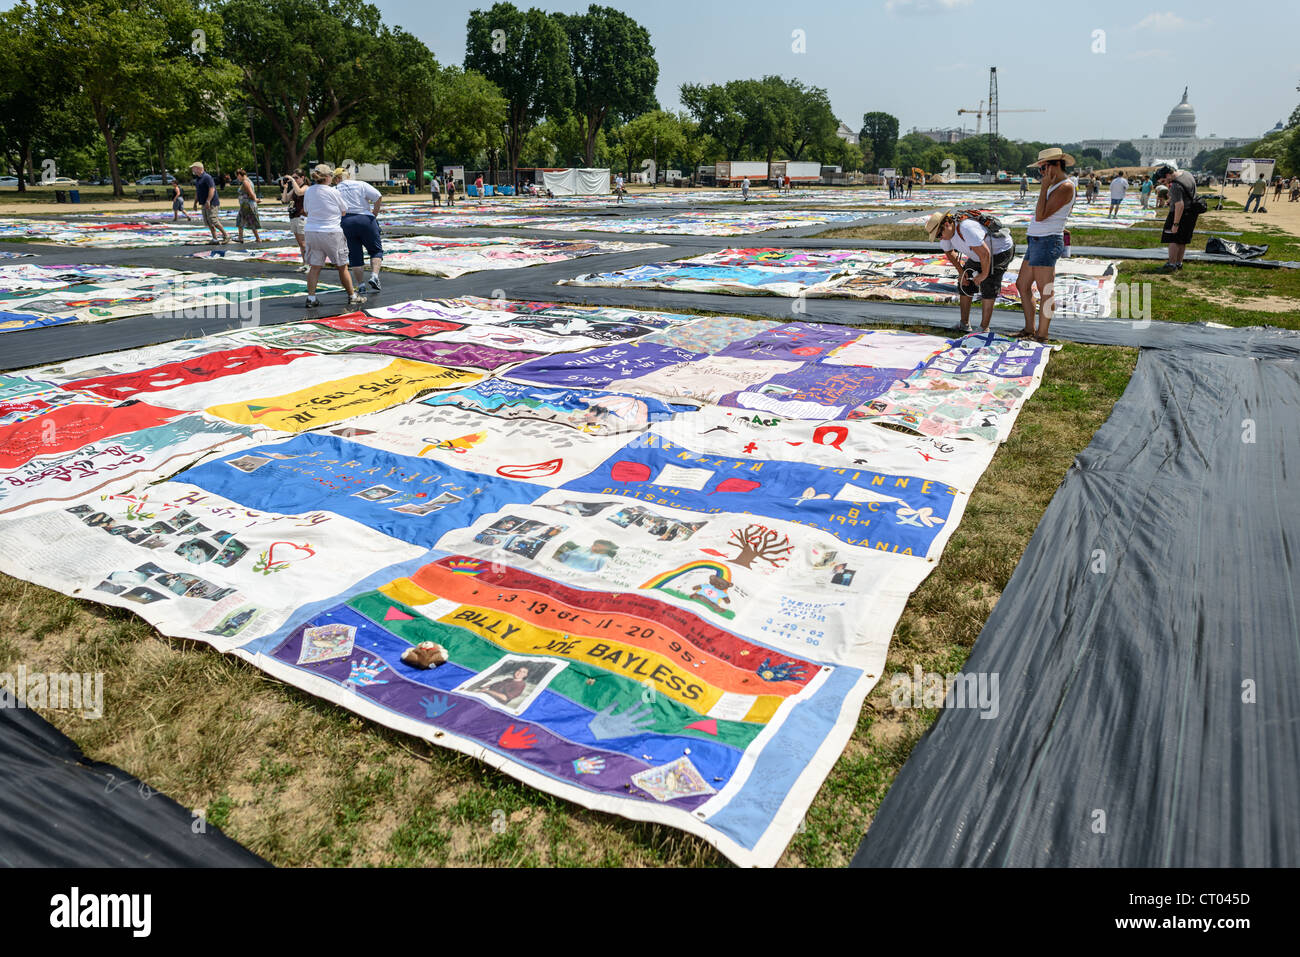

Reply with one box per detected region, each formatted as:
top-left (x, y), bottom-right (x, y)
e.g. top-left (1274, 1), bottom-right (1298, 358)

top-left (886, 0), bottom-right (974, 15)
top-left (1133, 11), bottom-right (1211, 31)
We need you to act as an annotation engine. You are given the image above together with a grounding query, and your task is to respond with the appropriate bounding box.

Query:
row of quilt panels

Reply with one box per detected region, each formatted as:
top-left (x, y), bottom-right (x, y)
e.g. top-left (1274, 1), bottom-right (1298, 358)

top-left (561, 246), bottom-right (1122, 318)
top-left (0, 263), bottom-right (323, 333)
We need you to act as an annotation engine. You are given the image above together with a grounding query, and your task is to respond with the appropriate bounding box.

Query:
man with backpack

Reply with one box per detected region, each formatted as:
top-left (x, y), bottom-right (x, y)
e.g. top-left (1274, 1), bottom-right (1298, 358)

top-left (1155, 165), bottom-right (1204, 272)
top-left (924, 208), bottom-right (1016, 334)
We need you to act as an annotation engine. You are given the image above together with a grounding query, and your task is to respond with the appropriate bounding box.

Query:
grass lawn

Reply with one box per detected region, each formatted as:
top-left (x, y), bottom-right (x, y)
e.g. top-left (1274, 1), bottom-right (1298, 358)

top-left (819, 217), bottom-right (1300, 328)
top-left (0, 331), bottom-right (1137, 867)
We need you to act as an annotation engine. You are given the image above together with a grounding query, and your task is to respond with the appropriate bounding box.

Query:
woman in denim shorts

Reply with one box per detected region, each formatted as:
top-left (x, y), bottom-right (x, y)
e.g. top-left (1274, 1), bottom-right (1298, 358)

top-left (1015, 148), bottom-right (1077, 342)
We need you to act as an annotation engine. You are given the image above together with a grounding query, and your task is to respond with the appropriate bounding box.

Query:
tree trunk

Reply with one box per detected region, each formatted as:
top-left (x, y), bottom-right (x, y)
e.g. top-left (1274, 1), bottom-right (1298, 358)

top-left (12, 144), bottom-right (28, 192)
top-left (583, 108), bottom-right (602, 167)
top-left (23, 144), bottom-right (33, 187)
top-left (106, 131), bottom-right (122, 198)
top-left (414, 143), bottom-right (426, 192)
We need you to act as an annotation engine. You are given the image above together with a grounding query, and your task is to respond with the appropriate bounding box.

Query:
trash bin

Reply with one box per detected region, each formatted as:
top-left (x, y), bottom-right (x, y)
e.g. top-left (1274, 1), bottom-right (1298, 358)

top-left (54, 190), bottom-right (67, 203)
top-left (69, 189), bottom-right (81, 203)
top-left (484, 184), bottom-right (494, 196)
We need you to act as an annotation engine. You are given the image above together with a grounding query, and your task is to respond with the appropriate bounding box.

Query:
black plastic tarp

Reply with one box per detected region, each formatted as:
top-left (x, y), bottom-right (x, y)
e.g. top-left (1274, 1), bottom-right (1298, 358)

top-left (0, 694), bottom-right (267, 867)
top-left (853, 349), bottom-right (1300, 867)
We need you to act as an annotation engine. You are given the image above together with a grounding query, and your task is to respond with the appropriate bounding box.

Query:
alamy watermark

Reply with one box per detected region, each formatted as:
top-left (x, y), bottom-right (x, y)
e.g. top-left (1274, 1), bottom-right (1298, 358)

top-left (890, 664), bottom-right (999, 719)
top-left (0, 666), bottom-right (104, 719)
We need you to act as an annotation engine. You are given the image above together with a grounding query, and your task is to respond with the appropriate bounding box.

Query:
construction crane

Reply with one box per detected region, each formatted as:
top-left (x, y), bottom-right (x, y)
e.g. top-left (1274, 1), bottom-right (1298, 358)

top-left (957, 67), bottom-right (1045, 171)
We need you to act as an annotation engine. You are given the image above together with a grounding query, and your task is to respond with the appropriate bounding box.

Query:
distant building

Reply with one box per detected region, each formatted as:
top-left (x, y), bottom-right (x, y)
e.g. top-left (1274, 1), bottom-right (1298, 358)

top-left (910, 127), bottom-right (968, 144)
top-left (835, 122), bottom-right (859, 146)
top-left (1079, 87), bottom-right (1253, 168)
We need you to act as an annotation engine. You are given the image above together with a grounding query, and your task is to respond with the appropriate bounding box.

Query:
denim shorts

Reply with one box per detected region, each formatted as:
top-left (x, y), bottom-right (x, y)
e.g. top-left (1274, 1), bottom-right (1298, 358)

top-left (341, 213), bottom-right (383, 267)
top-left (1024, 233), bottom-right (1065, 267)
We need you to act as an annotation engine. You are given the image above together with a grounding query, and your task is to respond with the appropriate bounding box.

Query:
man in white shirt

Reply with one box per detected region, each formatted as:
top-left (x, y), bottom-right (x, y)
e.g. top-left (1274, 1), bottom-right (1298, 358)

top-left (1108, 174), bottom-right (1128, 219)
top-left (302, 163), bottom-right (362, 308)
top-left (614, 173), bottom-right (624, 203)
top-left (741, 176), bottom-right (750, 201)
top-left (334, 167), bottom-right (384, 293)
top-left (925, 209), bottom-right (1016, 333)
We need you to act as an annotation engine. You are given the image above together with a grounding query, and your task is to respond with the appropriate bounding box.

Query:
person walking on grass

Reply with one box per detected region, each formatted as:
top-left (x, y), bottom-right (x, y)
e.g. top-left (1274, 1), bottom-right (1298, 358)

top-left (1014, 147), bottom-right (1077, 343)
top-left (235, 169), bottom-right (261, 244)
top-left (281, 170), bottom-right (309, 271)
top-left (190, 161), bottom-right (229, 243)
top-left (1139, 175), bottom-right (1153, 208)
top-left (171, 181), bottom-right (189, 222)
top-left (334, 167), bottom-right (384, 295)
top-left (925, 208), bottom-right (1016, 335)
top-left (302, 163), bottom-right (362, 309)
top-left (1108, 173), bottom-right (1128, 219)
top-left (1155, 164), bottom-right (1200, 273)
top-left (1244, 174), bottom-right (1267, 213)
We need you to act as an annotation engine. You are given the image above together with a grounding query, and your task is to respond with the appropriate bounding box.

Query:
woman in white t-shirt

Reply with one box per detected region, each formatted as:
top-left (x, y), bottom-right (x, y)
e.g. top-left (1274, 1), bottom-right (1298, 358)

top-left (925, 209), bottom-right (1016, 334)
top-left (334, 167), bottom-right (384, 294)
top-left (1014, 148), bottom-right (1077, 343)
top-left (302, 163), bottom-right (362, 308)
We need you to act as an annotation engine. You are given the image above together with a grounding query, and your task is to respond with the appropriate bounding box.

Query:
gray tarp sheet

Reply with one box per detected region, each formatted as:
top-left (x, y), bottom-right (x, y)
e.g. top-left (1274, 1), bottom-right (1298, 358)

top-left (0, 692), bottom-right (267, 867)
top-left (852, 349), bottom-right (1300, 866)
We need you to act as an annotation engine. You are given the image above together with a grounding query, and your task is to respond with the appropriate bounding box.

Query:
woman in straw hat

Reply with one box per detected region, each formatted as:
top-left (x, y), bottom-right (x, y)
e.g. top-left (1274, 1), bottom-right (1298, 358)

top-left (1014, 147), bottom-right (1077, 343)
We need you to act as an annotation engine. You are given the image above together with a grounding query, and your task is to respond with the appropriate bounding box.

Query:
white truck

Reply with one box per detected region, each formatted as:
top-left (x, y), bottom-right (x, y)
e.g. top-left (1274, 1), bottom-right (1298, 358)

top-left (714, 160), bottom-right (768, 186)
top-left (769, 160), bottom-right (821, 185)
top-left (355, 163), bottom-right (390, 184)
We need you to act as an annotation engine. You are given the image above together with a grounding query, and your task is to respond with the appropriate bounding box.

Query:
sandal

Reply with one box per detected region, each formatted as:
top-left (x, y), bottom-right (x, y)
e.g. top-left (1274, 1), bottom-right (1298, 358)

top-left (1009, 329), bottom-right (1036, 339)
top-left (1031, 334), bottom-right (1051, 344)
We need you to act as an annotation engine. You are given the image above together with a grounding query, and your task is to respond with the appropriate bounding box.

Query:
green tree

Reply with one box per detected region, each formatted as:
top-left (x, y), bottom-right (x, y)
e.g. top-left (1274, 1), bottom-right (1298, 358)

top-left (859, 111), bottom-right (899, 169)
top-left (1110, 141), bottom-right (1140, 165)
top-left (558, 5), bottom-right (657, 166)
top-left (779, 80), bottom-right (838, 161)
top-left (465, 2), bottom-right (574, 178)
top-left (37, 0), bottom-right (228, 196)
top-left (680, 82), bottom-right (747, 159)
top-left (220, 0), bottom-right (390, 172)
top-left (612, 109), bottom-right (685, 180)
top-left (739, 76), bottom-right (794, 167)
top-left (0, 4), bottom-right (71, 190)
top-left (427, 67), bottom-right (508, 173)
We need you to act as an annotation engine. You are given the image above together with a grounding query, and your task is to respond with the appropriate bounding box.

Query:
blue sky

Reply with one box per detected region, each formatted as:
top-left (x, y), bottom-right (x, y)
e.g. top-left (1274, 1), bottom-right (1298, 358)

top-left (392, 0), bottom-right (1299, 143)
top-left (5, 0), bottom-right (1296, 143)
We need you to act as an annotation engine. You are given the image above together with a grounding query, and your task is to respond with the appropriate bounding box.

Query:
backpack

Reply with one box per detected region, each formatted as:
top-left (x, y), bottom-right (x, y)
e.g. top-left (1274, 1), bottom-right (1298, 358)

top-left (952, 208), bottom-right (1006, 234)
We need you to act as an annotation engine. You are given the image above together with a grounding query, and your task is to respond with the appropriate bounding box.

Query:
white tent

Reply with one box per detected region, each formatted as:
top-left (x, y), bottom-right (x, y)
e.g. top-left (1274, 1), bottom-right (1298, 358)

top-left (542, 168), bottom-right (611, 196)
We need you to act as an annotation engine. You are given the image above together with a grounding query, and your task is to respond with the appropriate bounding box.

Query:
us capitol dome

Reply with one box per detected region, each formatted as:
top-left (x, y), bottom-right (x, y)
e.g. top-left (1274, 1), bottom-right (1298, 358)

top-left (1079, 88), bottom-right (1253, 168)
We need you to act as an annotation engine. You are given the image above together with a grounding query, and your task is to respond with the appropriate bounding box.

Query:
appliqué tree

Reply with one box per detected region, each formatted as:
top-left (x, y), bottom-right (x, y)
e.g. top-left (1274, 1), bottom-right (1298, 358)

top-left (726, 524), bottom-right (793, 569)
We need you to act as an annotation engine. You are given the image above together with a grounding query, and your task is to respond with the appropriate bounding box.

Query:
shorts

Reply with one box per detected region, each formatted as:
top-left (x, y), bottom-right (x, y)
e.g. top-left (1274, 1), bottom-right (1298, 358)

top-left (303, 229), bottom-right (348, 267)
top-left (961, 244), bottom-right (1015, 299)
top-left (1024, 233), bottom-right (1065, 268)
top-left (201, 204), bottom-right (221, 229)
top-left (290, 216), bottom-right (305, 238)
top-left (341, 213), bottom-right (383, 267)
top-left (172, 197), bottom-right (183, 211)
top-left (1161, 208), bottom-right (1199, 244)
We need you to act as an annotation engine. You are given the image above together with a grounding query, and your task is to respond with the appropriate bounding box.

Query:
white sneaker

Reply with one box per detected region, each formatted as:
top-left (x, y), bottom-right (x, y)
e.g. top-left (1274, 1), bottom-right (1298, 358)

top-left (348, 293), bottom-right (367, 306)
top-left (956, 321), bottom-right (973, 333)
top-left (366, 276), bottom-right (381, 292)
